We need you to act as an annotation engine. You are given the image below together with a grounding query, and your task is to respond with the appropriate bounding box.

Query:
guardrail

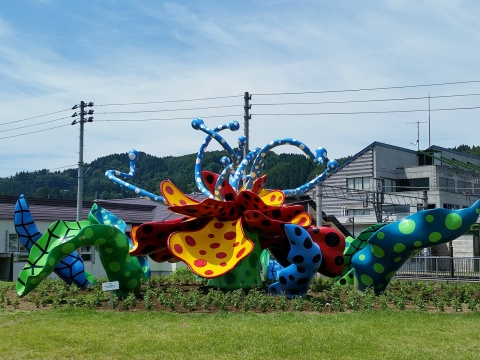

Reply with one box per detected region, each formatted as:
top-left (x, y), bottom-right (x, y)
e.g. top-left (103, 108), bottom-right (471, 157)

top-left (395, 256), bottom-right (480, 282)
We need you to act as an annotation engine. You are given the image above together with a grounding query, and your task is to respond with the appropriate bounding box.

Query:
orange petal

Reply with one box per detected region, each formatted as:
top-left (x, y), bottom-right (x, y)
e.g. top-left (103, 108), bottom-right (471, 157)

top-left (168, 219), bottom-right (254, 278)
top-left (161, 180), bottom-right (199, 206)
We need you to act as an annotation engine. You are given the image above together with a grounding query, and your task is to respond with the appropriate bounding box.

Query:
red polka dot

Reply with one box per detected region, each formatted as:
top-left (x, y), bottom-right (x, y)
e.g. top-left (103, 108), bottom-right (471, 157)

top-left (278, 196), bottom-right (283, 202)
top-left (173, 244), bottom-right (183, 254)
top-left (185, 236), bottom-right (196, 247)
top-left (232, 221), bottom-right (238, 226)
top-left (220, 262), bottom-right (227, 267)
top-left (205, 270), bottom-right (214, 276)
top-left (165, 186), bottom-right (174, 195)
top-left (194, 259), bottom-right (207, 267)
top-left (208, 233), bottom-right (215, 238)
top-left (236, 247), bottom-right (246, 258)
top-left (216, 252), bottom-right (227, 259)
top-left (180, 199), bottom-right (187, 206)
top-left (270, 194), bottom-right (276, 202)
top-left (214, 222), bottom-right (224, 229)
top-left (233, 242), bottom-right (240, 247)
top-left (199, 250), bottom-right (207, 255)
top-left (224, 232), bottom-right (236, 240)
top-left (297, 217), bottom-right (307, 225)
top-left (210, 242), bottom-right (221, 249)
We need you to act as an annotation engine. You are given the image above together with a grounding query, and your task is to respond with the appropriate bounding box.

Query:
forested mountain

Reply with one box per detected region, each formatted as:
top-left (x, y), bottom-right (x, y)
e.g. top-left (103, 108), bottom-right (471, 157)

top-left (450, 144), bottom-right (480, 157)
top-left (0, 151), bottom-right (349, 200)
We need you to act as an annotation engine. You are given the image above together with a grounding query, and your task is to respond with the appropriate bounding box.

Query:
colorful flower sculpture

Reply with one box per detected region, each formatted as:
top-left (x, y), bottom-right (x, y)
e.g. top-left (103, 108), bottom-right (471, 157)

top-left (112, 118), bottom-right (343, 295)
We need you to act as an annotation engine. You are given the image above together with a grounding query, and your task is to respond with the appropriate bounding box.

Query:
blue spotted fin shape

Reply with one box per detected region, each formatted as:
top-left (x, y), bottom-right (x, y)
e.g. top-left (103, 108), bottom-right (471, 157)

top-left (14, 195), bottom-right (93, 288)
top-left (352, 200), bottom-right (480, 294)
top-left (268, 224), bottom-right (322, 298)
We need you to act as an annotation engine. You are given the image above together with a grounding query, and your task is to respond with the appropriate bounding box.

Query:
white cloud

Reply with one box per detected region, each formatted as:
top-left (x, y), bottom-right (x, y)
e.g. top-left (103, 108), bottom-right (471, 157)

top-left (1, 1), bottom-right (480, 178)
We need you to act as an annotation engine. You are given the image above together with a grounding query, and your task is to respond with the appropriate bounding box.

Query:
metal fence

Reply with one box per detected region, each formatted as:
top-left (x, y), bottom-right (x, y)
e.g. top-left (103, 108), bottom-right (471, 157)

top-left (395, 256), bottom-right (480, 282)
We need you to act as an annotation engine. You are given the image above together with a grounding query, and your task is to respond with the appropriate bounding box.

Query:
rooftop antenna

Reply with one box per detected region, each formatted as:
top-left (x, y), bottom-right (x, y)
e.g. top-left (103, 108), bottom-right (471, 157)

top-left (408, 120), bottom-right (427, 151)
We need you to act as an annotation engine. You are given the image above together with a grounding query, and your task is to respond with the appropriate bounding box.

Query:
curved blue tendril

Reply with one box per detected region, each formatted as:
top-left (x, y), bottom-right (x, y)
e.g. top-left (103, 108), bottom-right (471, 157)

top-left (230, 148), bottom-right (261, 192)
top-left (214, 163), bottom-right (235, 201)
top-left (105, 149), bottom-right (165, 203)
top-left (283, 159), bottom-right (338, 196)
top-left (245, 139), bottom-right (325, 191)
top-left (192, 118), bottom-right (240, 199)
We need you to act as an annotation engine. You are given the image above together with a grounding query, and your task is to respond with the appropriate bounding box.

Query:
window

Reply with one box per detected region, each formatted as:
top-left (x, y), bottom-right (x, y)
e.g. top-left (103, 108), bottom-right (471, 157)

top-left (347, 177), bottom-right (371, 190)
top-left (8, 233), bottom-right (27, 253)
top-left (474, 178), bottom-right (480, 195)
top-left (396, 178), bottom-right (429, 192)
top-left (383, 178), bottom-right (396, 193)
top-left (439, 177), bottom-right (455, 192)
top-left (457, 180), bottom-right (472, 194)
top-left (346, 209), bottom-right (371, 216)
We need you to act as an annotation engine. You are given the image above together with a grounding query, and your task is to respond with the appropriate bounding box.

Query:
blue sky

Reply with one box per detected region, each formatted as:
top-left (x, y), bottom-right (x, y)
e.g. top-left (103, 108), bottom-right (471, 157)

top-left (1, 1), bottom-right (480, 178)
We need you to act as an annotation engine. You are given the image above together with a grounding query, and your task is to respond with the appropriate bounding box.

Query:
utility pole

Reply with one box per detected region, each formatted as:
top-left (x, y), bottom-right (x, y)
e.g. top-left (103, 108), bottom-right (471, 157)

top-left (428, 93), bottom-right (431, 147)
top-left (243, 92), bottom-right (251, 159)
top-left (71, 101), bottom-right (94, 222)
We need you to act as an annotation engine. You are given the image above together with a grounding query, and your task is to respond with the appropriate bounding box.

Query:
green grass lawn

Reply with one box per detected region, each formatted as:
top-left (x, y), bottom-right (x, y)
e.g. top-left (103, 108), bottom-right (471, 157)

top-left (1, 309), bottom-right (480, 359)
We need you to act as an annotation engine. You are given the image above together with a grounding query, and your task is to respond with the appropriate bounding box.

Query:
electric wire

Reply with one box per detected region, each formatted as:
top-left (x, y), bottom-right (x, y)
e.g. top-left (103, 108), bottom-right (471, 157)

top-left (252, 80), bottom-right (480, 96)
top-left (2, 116), bottom-right (71, 133)
top-left (95, 104), bottom-right (242, 115)
top-left (96, 114), bottom-right (243, 122)
top-left (96, 94), bottom-right (244, 107)
top-left (0, 108), bottom-right (71, 126)
top-left (253, 105), bottom-right (480, 117)
top-left (0, 124), bottom-right (70, 140)
top-left (252, 92), bottom-right (480, 106)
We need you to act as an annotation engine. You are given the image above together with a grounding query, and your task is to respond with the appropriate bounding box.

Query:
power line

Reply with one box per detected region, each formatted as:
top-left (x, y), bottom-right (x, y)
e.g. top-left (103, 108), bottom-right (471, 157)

top-left (96, 104), bottom-right (242, 115)
top-left (0, 124), bottom-right (70, 140)
top-left (253, 80), bottom-right (480, 96)
top-left (96, 94), bottom-right (244, 107)
top-left (0, 108), bottom-right (70, 126)
top-left (2, 116), bottom-right (71, 133)
top-left (96, 114), bottom-right (243, 122)
top-left (252, 92), bottom-right (480, 107)
top-left (253, 105), bottom-right (480, 117)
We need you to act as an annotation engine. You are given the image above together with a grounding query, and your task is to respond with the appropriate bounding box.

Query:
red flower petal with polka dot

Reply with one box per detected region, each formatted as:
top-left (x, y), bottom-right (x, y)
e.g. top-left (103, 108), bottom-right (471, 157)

top-left (130, 217), bottom-right (210, 256)
top-left (243, 210), bottom-right (312, 242)
top-left (202, 171), bottom-right (237, 202)
top-left (308, 226), bottom-right (346, 277)
top-left (169, 198), bottom-right (239, 220)
top-left (168, 219), bottom-right (254, 278)
top-left (236, 190), bottom-right (283, 214)
top-left (251, 174), bottom-right (268, 194)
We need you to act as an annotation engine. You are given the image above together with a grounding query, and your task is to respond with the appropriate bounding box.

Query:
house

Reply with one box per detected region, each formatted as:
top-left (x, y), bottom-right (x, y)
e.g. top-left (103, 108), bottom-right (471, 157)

top-left (318, 142), bottom-right (480, 257)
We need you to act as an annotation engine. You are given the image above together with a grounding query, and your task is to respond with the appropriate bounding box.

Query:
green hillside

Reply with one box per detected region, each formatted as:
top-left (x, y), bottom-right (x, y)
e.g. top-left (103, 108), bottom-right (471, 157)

top-left (0, 150), bottom-right (347, 200)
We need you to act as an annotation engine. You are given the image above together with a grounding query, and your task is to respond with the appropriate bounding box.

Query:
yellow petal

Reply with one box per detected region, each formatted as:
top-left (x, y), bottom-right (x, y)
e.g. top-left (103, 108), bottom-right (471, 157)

top-left (161, 180), bottom-right (199, 206)
top-left (168, 219), bottom-right (254, 278)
